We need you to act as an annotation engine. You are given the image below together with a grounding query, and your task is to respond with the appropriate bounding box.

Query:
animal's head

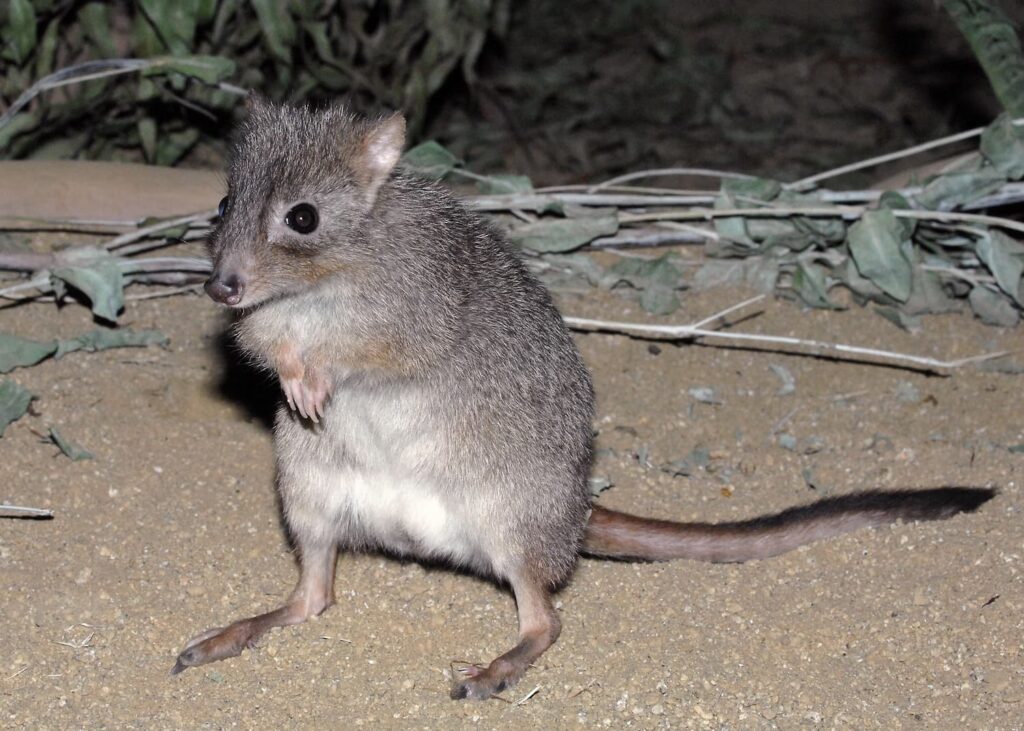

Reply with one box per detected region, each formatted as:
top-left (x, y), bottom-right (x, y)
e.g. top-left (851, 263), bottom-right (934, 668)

top-left (205, 95), bottom-right (406, 308)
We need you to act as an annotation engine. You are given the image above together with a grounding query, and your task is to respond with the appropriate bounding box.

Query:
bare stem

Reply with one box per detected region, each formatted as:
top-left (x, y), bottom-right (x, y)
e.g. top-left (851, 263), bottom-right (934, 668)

top-left (105, 210), bottom-right (216, 252)
top-left (788, 117), bottom-right (1024, 191)
top-left (0, 504), bottom-right (54, 518)
top-left (587, 167), bottom-right (756, 192)
top-left (564, 297), bottom-right (1005, 373)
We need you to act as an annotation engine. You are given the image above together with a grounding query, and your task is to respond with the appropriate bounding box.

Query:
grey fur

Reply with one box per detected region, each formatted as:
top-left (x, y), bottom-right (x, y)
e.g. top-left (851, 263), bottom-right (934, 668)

top-left (181, 99), bottom-right (994, 697)
top-left (209, 98), bottom-right (594, 588)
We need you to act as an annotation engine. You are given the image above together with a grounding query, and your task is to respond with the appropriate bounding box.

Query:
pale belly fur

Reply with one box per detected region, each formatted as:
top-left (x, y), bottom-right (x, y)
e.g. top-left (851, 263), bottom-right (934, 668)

top-left (277, 382), bottom-right (497, 572)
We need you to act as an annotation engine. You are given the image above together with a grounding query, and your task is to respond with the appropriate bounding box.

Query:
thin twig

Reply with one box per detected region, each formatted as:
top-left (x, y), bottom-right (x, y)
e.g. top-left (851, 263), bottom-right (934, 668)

top-left (105, 210), bottom-right (216, 251)
top-left (468, 183), bottom-right (1024, 213)
top-left (921, 264), bottom-right (995, 286)
top-left (515, 685), bottom-right (543, 705)
top-left (0, 504), bottom-right (54, 518)
top-left (0, 58), bottom-right (246, 133)
top-left (563, 298), bottom-right (1007, 372)
top-left (689, 294), bottom-right (766, 329)
top-left (587, 167), bottom-right (756, 192)
top-left (0, 252), bottom-right (59, 271)
top-left (0, 217), bottom-right (140, 232)
top-left (788, 117), bottom-right (1024, 191)
top-left (539, 183), bottom-right (721, 195)
top-left (0, 59), bottom-right (151, 131)
top-left (6, 665), bottom-right (29, 680)
top-left (619, 206), bottom-right (1024, 236)
top-left (0, 275), bottom-right (50, 297)
top-left (126, 284), bottom-right (204, 301)
top-left (654, 221), bottom-right (721, 241)
top-left (588, 229), bottom-right (709, 248)
top-left (467, 192), bottom-right (717, 212)
top-left (117, 256), bottom-right (211, 273)
top-left (771, 406), bottom-right (799, 435)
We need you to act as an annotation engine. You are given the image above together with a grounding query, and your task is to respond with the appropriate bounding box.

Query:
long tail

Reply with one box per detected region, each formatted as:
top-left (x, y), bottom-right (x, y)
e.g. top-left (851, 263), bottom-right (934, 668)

top-left (582, 487), bottom-right (996, 563)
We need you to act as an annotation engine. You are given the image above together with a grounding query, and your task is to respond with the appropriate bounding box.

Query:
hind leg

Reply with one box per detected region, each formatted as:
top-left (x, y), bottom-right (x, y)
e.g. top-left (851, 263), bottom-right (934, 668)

top-left (171, 540), bottom-right (337, 674)
top-left (450, 570), bottom-right (561, 700)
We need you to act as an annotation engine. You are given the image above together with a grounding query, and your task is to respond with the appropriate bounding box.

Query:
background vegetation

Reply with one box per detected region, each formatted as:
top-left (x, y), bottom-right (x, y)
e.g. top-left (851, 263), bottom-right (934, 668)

top-left (0, 0), bottom-right (509, 163)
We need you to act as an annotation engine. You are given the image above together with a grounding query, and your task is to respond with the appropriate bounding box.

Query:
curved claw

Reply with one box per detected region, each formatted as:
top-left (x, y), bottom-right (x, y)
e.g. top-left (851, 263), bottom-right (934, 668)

top-left (279, 373), bottom-right (331, 423)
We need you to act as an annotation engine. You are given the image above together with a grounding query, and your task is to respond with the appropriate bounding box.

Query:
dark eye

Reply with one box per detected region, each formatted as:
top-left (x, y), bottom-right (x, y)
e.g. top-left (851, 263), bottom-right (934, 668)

top-left (285, 203), bottom-right (318, 234)
top-left (217, 196), bottom-right (228, 218)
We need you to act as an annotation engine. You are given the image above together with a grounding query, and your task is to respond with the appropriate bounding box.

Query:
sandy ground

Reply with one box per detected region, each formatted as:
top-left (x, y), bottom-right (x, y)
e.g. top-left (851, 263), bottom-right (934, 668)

top-left (3, 4), bottom-right (1024, 726)
top-left (1, 277), bottom-right (1022, 730)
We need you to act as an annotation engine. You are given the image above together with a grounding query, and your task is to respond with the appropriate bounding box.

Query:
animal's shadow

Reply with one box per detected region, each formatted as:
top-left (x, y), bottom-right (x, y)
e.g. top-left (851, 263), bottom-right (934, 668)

top-left (210, 324), bottom-right (278, 432)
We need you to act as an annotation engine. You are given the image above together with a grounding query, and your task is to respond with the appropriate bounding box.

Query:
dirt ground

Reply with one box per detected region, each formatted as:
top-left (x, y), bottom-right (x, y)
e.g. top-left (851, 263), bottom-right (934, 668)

top-left (2, 277), bottom-right (1023, 729)
top-left (3, 3), bottom-right (1024, 729)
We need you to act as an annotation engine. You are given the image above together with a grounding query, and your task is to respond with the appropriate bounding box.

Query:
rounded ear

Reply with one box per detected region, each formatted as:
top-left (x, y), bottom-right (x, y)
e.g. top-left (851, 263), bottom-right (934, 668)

top-left (362, 112), bottom-right (406, 181)
top-left (357, 112), bottom-right (407, 203)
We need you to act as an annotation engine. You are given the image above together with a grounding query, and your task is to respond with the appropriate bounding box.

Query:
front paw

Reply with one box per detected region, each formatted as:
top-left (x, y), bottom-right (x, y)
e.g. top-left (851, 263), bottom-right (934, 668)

top-left (281, 369), bottom-right (332, 422)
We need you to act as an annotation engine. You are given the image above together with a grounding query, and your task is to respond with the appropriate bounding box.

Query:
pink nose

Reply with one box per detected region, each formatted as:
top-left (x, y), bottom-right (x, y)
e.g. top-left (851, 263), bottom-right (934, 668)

top-left (204, 273), bottom-right (245, 306)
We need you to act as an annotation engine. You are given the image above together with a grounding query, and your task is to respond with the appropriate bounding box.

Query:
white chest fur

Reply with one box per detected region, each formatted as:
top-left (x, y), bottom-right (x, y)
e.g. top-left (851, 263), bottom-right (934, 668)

top-left (278, 381), bottom-right (482, 567)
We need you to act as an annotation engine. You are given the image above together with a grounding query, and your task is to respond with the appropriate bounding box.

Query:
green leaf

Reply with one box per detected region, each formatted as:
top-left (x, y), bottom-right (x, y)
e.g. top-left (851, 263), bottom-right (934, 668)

top-left (511, 215), bottom-right (619, 253)
top-left (34, 17), bottom-right (59, 79)
top-left (138, 0), bottom-right (199, 55)
top-left (690, 258), bottom-right (779, 294)
top-left (0, 110), bottom-right (39, 151)
top-left (712, 189), bottom-right (752, 246)
top-left (721, 177), bottom-right (782, 202)
top-left (54, 328), bottom-right (169, 359)
top-left (838, 255), bottom-right (895, 305)
top-left (792, 261), bottom-right (839, 309)
top-left (138, 117), bottom-right (157, 162)
top-left (780, 191), bottom-right (846, 243)
top-left (975, 230), bottom-right (1024, 305)
top-left (155, 127), bottom-right (200, 166)
top-left (969, 285), bottom-right (1019, 326)
top-left (639, 285), bottom-right (680, 315)
top-left (608, 252), bottom-right (682, 288)
top-left (0, 329), bottom-right (164, 372)
top-left (747, 217), bottom-right (801, 243)
top-left (79, 3), bottom-right (117, 57)
top-left (303, 20), bottom-right (338, 65)
top-left (877, 190), bottom-right (917, 238)
top-left (0, 379), bottom-right (33, 437)
top-left (132, 9), bottom-right (164, 57)
top-left (401, 141), bottom-right (459, 179)
top-left (196, 0), bottom-right (218, 24)
top-left (980, 114), bottom-right (1024, 179)
top-left (847, 209), bottom-right (913, 302)
top-left (6, 0), bottom-right (37, 65)
top-left (476, 174), bottom-right (533, 195)
top-left (904, 265), bottom-right (959, 316)
top-left (145, 55), bottom-right (237, 85)
top-left (251, 0), bottom-right (297, 63)
top-left (48, 428), bottom-right (94, 461)
top-left (211, 0), bottom-right (241, 44)
top-left (51, 260), bottom-right (125, 323)
top-left (0, 334), bottom-right (57, 373)
top-left (915, 168), bottom-right (1006, 210)
top-left (941, 0), bottom-right (1024, 117)
top-left (875, 306), bottom-right (921, 332)
top-left (607, 252), bottom-right (684, 314)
